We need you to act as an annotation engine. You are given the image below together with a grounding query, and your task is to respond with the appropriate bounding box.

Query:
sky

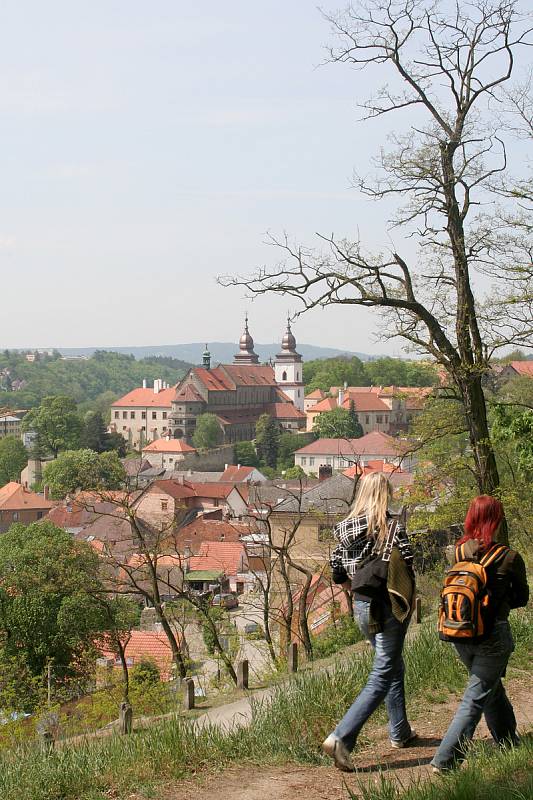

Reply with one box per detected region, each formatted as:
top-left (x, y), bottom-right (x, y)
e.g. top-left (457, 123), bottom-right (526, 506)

top-left (0, 2), bottom-right (526, 355)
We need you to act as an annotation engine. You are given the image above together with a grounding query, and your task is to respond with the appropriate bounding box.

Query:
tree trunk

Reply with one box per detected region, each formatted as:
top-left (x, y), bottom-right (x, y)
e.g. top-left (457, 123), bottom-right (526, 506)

top-left (154, 602), bottom-right (187, 678)
top-left (297, 571), bottom-right (314, 660)
top-left (458, 373), bottom-right (507, 544)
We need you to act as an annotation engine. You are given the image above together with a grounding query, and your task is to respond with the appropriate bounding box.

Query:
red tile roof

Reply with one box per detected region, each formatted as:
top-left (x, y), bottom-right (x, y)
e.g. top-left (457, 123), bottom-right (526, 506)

top-left (142, 438), bottom-right (196, 453)
top-left (189, 482), bottom-right (243, 500)
top-left (221, 364), bottom-right (277, 387)
top-left (309, 396), bottom-right (338, 413)
top-left (341, 393), bottom-right (390, 412)
top-left (189, 541), bottom-right (246, 576)
top-left (171, 518), bottom-right (251, 553)
top-left (305, 389), bottom-right (326, 400)
top-left (100, 630), bottom-right (177, 681)
top-left (295, 432), bottom-right (409, 457)
top-left (0, 482), bottom-right (54, 511)
top-left (111, 386), bottom-right (176, 408)
top-left (150, 479), bottom-right (197, 499)
top-left (508, 360), bottom-right (533, 377)
top-left (174, 383), bottom-right (204, 402)
top-left (343, 460), bottom-right (404, 477)
top-left (220, 465), bottom-right (256, 482)
top-left (266, 402), bottom-right (306, 419)
top-left (193, 367), bottom-right (235, 391)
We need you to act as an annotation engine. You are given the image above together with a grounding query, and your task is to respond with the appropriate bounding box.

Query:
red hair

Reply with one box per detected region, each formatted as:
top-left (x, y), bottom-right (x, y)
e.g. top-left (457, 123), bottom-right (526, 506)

top-left (458, 495), bottom-right (504, 549)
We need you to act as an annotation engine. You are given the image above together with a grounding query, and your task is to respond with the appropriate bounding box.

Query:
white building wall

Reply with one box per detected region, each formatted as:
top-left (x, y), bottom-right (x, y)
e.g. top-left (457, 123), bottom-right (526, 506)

top-left (274, 360), bottom-right (305, 412)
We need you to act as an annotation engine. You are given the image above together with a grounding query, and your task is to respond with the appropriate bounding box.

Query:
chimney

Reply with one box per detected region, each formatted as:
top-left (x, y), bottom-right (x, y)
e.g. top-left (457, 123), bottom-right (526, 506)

top-left (319, 465), bottom-right (333, 482)
top-left (224, 463), bottom-right (228, 470)
top-left (44, 485), bottom-right (49, 500)
top-left (237, 464), bottom-right (241, 470)
top-left (153, 379), bottom-right (161, 394)
top-left (338, 386), bottom-right (345, 406)
top-left (142, 379), bottom-right (147, 389)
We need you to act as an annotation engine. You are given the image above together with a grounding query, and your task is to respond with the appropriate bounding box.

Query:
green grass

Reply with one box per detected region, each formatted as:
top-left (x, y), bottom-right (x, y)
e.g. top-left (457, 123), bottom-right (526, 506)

top-left (349, 736), bottom-right (533, 800)
top-left (0, 609), bottom-right (529, 800)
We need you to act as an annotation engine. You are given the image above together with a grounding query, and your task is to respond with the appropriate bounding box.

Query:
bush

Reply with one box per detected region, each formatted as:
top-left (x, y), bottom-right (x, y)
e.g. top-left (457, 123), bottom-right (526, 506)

top-left (130, 659), bottom-right (160, 689)
top-left (313, 615), bottom-right (364, 659)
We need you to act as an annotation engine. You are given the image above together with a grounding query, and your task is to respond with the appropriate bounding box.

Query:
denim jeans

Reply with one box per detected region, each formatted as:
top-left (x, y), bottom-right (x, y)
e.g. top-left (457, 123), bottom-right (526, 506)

top-left (431, 620), bottom-right (518, 770)
top-left (333, 599), bottom-right (412, 751)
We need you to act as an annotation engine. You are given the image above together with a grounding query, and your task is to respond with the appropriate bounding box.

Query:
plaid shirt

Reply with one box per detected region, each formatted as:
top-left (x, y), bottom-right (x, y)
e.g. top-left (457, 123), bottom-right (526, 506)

top-left (330, 513), bottom-right (414, 580)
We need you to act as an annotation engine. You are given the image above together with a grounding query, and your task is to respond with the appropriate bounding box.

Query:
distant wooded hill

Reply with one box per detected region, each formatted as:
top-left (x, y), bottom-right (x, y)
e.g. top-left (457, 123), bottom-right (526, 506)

top-left (54, 342), bottom-right (375, 363)
top-left (0, 351), bottom-right (191, 411)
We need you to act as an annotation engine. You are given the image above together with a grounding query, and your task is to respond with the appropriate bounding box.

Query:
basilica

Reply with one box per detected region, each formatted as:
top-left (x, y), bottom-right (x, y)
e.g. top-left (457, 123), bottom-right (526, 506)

top-left (167, 318), bottom-right (306, 444)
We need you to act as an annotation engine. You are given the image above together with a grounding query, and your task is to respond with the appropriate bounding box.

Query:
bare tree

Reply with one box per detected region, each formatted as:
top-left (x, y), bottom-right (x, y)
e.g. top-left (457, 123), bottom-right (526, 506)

top-left (220, 1), bottom-right (533, 540)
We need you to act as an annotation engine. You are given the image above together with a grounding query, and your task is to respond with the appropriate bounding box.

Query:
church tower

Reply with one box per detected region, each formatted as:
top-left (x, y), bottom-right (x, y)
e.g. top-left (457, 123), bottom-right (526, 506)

top-left (274, 317), bottom-right (304, 412)
top-left (233, 315), bottom-right (260, 365)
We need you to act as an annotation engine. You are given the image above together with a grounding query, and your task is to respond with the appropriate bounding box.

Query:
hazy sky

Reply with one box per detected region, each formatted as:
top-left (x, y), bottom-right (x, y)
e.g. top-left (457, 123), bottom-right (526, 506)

top-left (0, 2), bottom-right (522, 355)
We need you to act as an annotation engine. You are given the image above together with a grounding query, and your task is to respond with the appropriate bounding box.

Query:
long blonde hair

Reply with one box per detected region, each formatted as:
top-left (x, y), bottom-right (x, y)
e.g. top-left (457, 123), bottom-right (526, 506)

top-left (347, 472), bottom-right (393, 548)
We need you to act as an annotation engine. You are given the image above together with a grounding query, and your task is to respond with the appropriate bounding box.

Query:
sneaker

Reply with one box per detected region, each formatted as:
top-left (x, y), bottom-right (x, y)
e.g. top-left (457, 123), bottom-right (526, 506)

top-left (390, 730), bottom-right (418, 749)
top-left (322, 734), bottom-right (354, 772)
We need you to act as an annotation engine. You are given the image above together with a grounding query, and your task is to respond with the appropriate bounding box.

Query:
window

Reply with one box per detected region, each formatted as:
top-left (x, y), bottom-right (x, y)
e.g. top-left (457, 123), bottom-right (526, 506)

top-left (162, 426), bottom-right (167, 432)
top-left (122, 411), bottom-right (127, 419)
top-left (130, 411), bottom-right (135, 419)
top-left (309, 457), bottom-right (315, 466)
top-left (365, 416), bottom-right (370, 424)
top-left (298, 389), bottom-right (301, 397)
top-left (282, 371), bottom-right (287, 381)
top-left (141, 411), bottom-right (146, 420)
top-left (152, 411), bottom-right (157, 419)
top-left (168, 458), bottom-right (173, 463)
top-left (141, 426), bottom-right (146, 431)
top-left (385, 415), bottom-right (389, 423)
top-left (12, 512), bottom-right (18, 521)
top-left (376, 415), bottom-right (383, 423)
top-left (326, 457), bottom-right (333, 465)
top-left (301, 457), bottom-right (307, 466)
top-left (162, 411), bottom-right (167, 420)
top-left (122, 426), bottom-right (127, 431)
top-left (114, 411), bottom-right (119, 419)
top-left (37, 511), bottom-right (43, 520)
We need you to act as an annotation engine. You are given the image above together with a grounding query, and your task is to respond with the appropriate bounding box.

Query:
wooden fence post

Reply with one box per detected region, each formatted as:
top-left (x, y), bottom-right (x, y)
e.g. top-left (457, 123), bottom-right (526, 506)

top-left (119, 701), bottom-right (133, 734)
top-left (183, 678), bottom-right (195, 710)
top-left (237, 659), bottom-right (249, 690)
top-left (288, 642), bottom-right (298, 673)
top-left (415, 596), bottom-right (422, 624)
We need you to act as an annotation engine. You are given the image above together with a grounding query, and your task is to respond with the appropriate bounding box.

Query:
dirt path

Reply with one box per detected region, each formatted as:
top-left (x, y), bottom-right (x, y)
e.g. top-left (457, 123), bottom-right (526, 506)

top-left (152, 680), bottom-right (532, 800)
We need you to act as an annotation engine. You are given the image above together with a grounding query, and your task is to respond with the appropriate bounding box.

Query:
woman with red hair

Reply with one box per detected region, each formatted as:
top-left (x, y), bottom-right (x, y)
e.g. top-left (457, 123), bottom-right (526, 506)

top-left (431, 496), bottom-right (529, 772)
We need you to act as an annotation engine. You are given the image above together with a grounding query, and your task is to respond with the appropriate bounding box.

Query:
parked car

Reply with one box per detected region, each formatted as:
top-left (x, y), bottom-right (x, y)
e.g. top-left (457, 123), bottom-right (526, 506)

top-left (211, 592), bottom-right (239, 609)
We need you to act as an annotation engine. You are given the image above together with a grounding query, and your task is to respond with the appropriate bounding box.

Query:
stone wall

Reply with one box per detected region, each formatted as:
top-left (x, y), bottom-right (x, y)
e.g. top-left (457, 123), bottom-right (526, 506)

top-left (179, 443), bottom-right (235, 472)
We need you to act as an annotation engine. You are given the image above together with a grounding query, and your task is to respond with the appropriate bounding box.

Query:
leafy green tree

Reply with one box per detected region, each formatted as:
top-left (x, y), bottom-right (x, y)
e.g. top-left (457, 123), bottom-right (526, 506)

top-left (22, 396), bottom-right (82, 457)
top-left (106, 430), bottom-right (128, 457)
top-left (282, 465), bottom-right (307, 479)
top-left (492, 406), bottom-right (533, 476)
top-left (366, 357), bottom-right (438, 387)
top-left (277, 431), bottom-right (316, 470)
top-left (303, 356), bottom-right (368, 393)
top-left (255, 414), bottom-right (280, 469)
top-left (0, 522), bottom-right (105, 692)
top-left (313, 406), bottom-right (363, 439)
top-left (0, 436), bottom-right (28, 486)
top-left (233, 440), bottom-right (259, 467)
top-left (192, 413), bottom-right (221, 449)
top-left (82, 411), bottom-right (110, 453)
top-left (43, 449), bottom-right (126, 498)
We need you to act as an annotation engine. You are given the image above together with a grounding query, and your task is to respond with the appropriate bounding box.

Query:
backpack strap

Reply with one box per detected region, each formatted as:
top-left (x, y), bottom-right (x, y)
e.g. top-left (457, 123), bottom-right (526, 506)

top-left (480, 544), bottom-right (509, 569)
top-left (455, 543), bottom-right (466, 562)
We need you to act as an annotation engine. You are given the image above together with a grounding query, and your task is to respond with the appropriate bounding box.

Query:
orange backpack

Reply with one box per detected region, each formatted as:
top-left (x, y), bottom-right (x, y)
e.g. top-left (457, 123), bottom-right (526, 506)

top-left (438, 542), bottom-right (509, 642)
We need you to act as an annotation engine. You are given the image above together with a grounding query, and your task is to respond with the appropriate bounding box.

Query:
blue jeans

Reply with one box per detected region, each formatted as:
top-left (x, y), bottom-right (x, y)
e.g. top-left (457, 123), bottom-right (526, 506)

top-left (334, 600), bottom-right (412, 751)
top-left (431, 620), bottom-right (518, 770)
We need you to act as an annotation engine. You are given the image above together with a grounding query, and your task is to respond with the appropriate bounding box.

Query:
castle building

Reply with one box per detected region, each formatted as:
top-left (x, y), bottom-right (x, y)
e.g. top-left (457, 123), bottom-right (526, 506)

top-left (167, 319), bottom-right (306, 444)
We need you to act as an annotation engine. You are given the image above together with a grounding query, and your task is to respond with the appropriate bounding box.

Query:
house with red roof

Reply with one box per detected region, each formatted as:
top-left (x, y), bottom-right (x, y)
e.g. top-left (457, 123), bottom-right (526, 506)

top-left (0, 482), bottom-right (54, 533)
top-left (305, 385), bottom-right (432, 435)
top-left (100, 629), bottom-right (183, 681)
top-left (499, 360), bottom-right (533, 381)
top-left (187, 540), bottom-right (250, 593)
top-left (293, 432), bottom-right (415, 475)
top-left (110, 380), bottom-right (176, 449)
top-left (219, 464), bottom-right (267, 483)
top-left (167, 319), bottom-right (306, 444)
top-left (141, 437), bottom-right (196, 469)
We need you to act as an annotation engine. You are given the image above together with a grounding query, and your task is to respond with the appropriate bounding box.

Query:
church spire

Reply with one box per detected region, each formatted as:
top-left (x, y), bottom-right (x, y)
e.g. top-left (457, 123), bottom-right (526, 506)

top-left (233, 314), bottom-right (259, 365)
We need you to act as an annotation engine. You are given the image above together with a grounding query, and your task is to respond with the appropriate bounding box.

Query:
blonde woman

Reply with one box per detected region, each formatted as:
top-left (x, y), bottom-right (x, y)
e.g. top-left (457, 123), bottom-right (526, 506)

top-left (322, 473), bottom-right (416, 771)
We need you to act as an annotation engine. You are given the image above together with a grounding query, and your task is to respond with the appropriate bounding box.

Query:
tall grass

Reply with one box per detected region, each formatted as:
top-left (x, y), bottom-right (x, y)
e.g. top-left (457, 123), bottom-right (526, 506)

top-left (0, 610), bottom-right (529, 800)
top-left (349, 736), bottom-right (533, 800)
